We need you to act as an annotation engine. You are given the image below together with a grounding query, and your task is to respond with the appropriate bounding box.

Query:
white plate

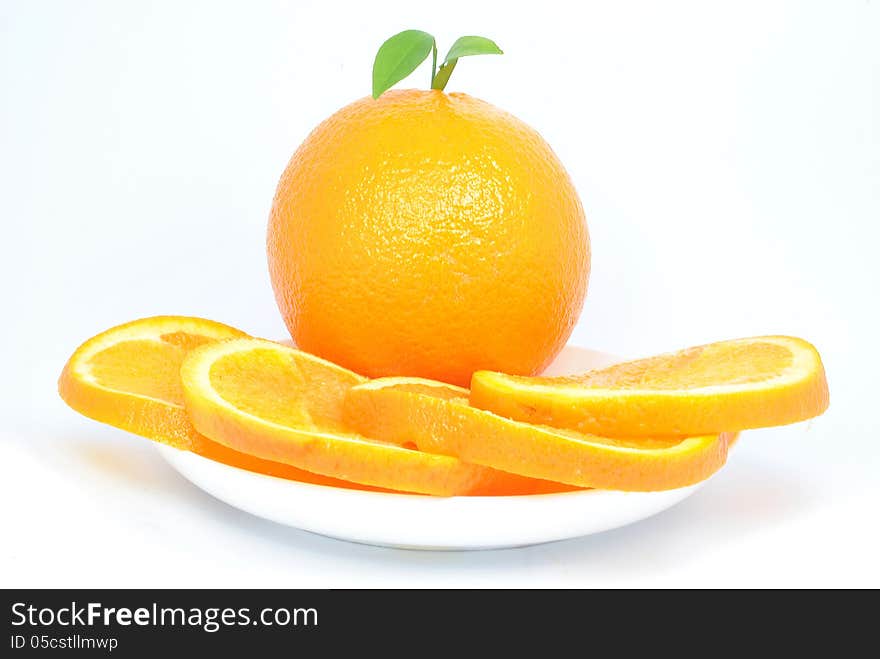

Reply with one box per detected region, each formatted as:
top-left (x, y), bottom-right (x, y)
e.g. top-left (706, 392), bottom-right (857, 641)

top-left (157, 345), bottom-right (704, 550)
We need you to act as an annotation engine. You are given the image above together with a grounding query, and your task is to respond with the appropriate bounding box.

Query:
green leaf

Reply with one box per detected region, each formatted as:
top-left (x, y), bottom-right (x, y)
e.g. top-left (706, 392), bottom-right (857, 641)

top-left (372, 30), bottom-right (436, 99)
top-left (444, 35), bottom-right (504, 62)
top-left (431, 35), bottom-right (503, 91)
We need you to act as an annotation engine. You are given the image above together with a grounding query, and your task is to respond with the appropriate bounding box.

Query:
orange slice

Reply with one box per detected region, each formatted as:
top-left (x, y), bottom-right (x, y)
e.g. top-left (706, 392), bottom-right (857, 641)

top-left (470, 336), bottom-right (829, 438)
top-left (57, 316), bottom-right (386, 491)
top-left (179, 338), bottom-right (570, 496)
top-left (344, 377), bottom-right (730, 491)
top-left (59, 315), bottom-right (248, 448)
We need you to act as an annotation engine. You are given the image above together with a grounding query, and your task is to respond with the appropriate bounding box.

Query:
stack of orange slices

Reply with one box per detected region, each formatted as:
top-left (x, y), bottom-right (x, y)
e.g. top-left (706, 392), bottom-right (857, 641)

top-left (58, 316), bottom-right (829, 496)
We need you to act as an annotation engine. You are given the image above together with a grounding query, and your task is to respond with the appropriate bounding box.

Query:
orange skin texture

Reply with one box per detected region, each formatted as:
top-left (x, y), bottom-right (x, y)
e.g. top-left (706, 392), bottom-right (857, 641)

top-left (268, 89), bottom-right (590, 387)
top-left (345, 379), bottom-right (730, 492)
top-left (469, 336), bottom-right (830, 438)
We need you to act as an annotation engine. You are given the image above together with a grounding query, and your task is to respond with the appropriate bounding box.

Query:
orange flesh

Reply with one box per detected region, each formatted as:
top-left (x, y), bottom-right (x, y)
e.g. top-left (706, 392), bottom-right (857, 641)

top-left (87, 338), bottom-right (195, 403)
top-left (207, 348), bottom-right (359, 433)
top-left (553, 342), bottom-right (793, 389)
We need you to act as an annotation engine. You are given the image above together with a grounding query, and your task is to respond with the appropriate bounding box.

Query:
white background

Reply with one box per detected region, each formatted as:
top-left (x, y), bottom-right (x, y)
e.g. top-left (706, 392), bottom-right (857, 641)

top-left (2, 0), bottom-right (877, 587)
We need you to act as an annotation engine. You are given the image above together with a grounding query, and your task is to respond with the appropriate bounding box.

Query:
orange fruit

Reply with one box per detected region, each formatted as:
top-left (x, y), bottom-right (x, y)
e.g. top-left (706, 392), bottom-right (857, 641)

top-left (268, 89), bottom-right (589, 387)
top-left (57, 316), bottom-right (388, 491)
top-left (180, 338), bottom-right (577, 496)
top-left (470, 336), bottom-right (829, 438)
top-left (344, 377), bottom-right (730, 491)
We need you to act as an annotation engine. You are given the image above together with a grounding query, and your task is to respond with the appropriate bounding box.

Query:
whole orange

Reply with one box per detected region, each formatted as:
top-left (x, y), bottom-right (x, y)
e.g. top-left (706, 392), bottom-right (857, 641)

top-left (268, 89), bottom-right (589, 386)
